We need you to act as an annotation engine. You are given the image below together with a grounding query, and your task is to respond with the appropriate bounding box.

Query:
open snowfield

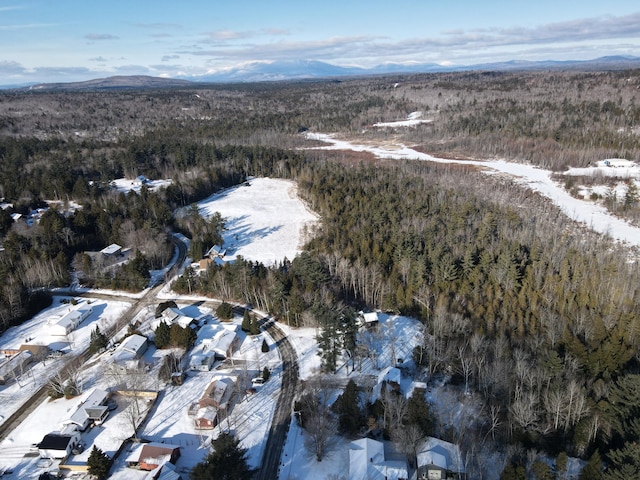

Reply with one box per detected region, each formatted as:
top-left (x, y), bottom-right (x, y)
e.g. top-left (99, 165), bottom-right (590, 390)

top-left (196, 177), bottom-right (319, 266)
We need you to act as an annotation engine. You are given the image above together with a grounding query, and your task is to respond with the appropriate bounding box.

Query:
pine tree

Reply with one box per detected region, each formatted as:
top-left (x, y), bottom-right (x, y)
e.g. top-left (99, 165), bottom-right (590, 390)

top-left (261, 339), bottom-right (269, 353)
top-left (89, 326), bottom-right (108, 353)
top-left (191, 432), bottom-right (256, 480)
top-left (87, 445), bottom-right (111, 480)
top-left (241, 310), bottom-right (251, 332)
top-left (262, 366), bottom-right (271, 382)
top-left (250, 316), bottom-right (260, 335)
top-left (579, 450), bottom-right (602, 480)
top-left (216, 301), bottom-right (234, 320)
top-left (333, 379), bottom-right (362, 435)
top-left (154, 321), bottom-right (171, 348)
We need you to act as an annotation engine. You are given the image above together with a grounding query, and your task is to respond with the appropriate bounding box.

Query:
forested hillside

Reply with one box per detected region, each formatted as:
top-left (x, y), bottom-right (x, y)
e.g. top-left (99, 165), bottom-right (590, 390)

top-left (2, 70), bottom-right (640, 477)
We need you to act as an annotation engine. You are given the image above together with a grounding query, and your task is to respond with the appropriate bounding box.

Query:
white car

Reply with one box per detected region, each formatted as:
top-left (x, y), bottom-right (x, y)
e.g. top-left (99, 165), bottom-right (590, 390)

top-left (251, 377), bottom-right (265, 386)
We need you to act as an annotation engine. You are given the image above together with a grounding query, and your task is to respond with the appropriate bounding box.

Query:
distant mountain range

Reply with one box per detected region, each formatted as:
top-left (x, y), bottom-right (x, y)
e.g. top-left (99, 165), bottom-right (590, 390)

top-left (6, 56), bottom-right (640, 90)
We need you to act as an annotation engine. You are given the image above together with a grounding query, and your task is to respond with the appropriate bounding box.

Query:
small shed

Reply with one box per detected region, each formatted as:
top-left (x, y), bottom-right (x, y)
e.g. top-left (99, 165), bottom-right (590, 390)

top-left (359, 311), bottom-right (379, 326)
top-left (194, 407), bottom-right (218, 430)
top-left (121, 334), bottom-right (148, 356)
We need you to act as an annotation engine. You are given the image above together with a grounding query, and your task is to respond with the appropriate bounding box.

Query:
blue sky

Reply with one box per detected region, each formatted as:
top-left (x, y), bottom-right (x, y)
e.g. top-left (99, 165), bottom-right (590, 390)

top-left (1, 0), bottom-right (640, 84)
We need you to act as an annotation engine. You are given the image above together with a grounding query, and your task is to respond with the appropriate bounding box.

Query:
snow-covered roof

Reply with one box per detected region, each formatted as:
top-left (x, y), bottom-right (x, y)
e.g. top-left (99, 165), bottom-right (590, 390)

top-left (361, 311), bottom-right (379, 323)
top-left (100, 243), bottom-right (122, 255)
top-left (349, 438), bottom-right (407, 480)
top-left (211, 328), bottom-right (236, 357)
top-left (417, 437), bottom-right (465, 473)
top-left (377, 366), bottom-right (401, 385)
top-left (349, 438), bottom-right (385, 480)
top-left (155, 462), bottom-right (181, 480)
top-left (62, 388), bottom-right (109, 427)
top-left (195, 407), bottom-right (217, 421)
top-left (120, 334), bottom-right (147, 355)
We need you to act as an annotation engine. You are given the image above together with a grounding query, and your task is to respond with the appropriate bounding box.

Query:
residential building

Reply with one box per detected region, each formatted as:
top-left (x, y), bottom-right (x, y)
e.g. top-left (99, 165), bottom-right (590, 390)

top-left (349, 438), bottom-right (408, 480)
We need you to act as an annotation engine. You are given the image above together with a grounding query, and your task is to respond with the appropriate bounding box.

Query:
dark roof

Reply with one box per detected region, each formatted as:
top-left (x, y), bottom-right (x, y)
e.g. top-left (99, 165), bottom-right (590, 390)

top-left (139, 443), bottom-right (180, 463)
top-left (39, 433), bottom-right (73, 450)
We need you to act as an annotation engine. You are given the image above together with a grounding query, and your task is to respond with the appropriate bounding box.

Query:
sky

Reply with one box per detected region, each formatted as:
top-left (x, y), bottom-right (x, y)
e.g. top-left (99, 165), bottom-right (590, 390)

top-left (1, 0), bottom-right (640, 84)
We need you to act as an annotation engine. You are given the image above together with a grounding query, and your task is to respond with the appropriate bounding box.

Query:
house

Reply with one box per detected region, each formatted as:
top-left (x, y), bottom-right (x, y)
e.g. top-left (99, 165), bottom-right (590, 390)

top-left (417, 437), bottom-right (465, 480)
top-left (61, 388), bottom-right (110, 431)
top-left (209, 325), bottom-right (239, 359)
top-left (194, 407), bottom-right (218, 429)
top-left (135, 443), bottom-right (181, 471)
top-left (161, 307), bottom-right (197, 329)
top-left (349, 438), bottom-right (408, 480)
top-left (100, 243), bottom-right (123, 257)
top-left (38, 431), bottom-right (81, 459)
top-left (0, 350), bottom-right (34, 385)
top-left (49, 307), bottom-right (93, 336)
top-left (108, 334), bottom-right (148, 374)
top-left (205, 245), bottom-right (227, 259)
top-left (189, 352), bottom-right (216, 372)
top-left (199, 377), bottom-right (235, 409)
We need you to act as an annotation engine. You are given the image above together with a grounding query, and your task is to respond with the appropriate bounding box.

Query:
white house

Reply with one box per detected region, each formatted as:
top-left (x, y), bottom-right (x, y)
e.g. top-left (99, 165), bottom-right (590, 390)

top-left (161, 307), bottom-right (197, 329)
top-left (61, 388), bottom-right (110, 431)
top-left (210, 325), bottom-right (238, 359)
top-left (38, 431), bottom-right (81, 459)
top-left (108, 334), bottom-right (148, 374)
top-left (416, 437), bottom-right (465, 480)
top-left (189, 352), bottom-right (216, 372)
top-left (49, 307), bottom-right (92, 336)
top-left (349, 438), bottom-right (408, 480)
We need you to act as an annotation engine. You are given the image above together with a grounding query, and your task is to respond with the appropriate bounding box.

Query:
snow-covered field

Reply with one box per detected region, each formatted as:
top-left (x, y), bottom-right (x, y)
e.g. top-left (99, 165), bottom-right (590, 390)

top-left (196, 177), bottom-right (319, 266)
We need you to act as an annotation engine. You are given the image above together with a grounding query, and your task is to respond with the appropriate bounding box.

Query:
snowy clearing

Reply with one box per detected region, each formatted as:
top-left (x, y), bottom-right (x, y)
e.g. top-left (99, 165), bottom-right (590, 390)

top-left (196, 177), bottom-right (319, 266)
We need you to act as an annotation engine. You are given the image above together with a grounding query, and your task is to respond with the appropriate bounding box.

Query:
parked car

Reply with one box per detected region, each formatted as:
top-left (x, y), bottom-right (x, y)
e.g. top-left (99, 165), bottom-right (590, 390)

top-left (251, 377), bottom-right (265, 386)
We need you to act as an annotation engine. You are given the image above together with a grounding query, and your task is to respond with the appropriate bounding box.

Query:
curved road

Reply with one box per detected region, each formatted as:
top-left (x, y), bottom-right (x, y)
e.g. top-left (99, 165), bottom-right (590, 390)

top-left (255, 316), bottom-right (299, 480)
